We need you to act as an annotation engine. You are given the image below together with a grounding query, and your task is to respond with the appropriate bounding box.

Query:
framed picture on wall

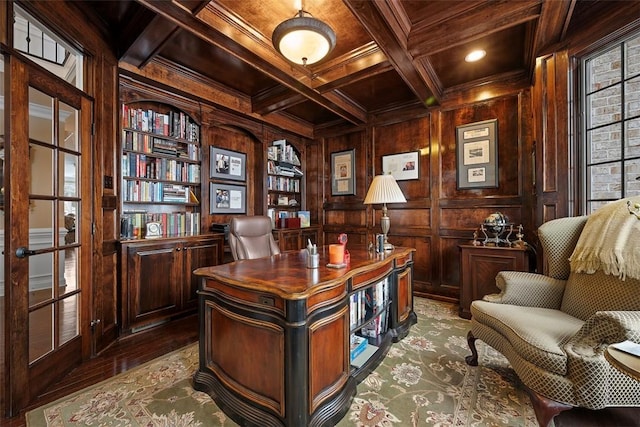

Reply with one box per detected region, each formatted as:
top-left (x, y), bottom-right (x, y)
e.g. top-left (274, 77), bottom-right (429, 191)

top-left (210, 183), bottom-right (246, 214)
top-left (382, 151), bottom-right (420, 181)
top-left (331, 149), bottom-right (356, 196)
top-left (210, 147), bottom-right (247, 182)
top-left (456, 119), bottom-right (498, 189)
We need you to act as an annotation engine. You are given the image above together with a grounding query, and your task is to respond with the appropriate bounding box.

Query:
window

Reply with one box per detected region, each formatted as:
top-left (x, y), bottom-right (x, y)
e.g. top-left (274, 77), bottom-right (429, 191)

top-left (582, 33), bottom-right (640, 213)
top-left (13, 5), bottom-right (83, 89)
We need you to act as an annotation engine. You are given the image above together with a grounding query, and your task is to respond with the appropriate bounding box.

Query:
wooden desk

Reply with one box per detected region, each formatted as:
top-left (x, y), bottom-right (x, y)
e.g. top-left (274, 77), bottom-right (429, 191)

top-left (605, 346), bottom-right (640, 382)
top-left (193, 245), bottom-right (416, 427)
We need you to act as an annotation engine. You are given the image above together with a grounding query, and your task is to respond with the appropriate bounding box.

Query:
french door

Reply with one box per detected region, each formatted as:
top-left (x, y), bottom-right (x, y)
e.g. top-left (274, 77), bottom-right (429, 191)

top-left (3, 53), bottom-right (93, 416)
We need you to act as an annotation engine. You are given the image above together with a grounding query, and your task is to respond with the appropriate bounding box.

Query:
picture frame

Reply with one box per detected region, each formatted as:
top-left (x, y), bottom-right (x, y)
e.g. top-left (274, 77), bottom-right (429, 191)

top-left (210, 146), bottom-right (246, 182)
top-left (382, 151), bottom-right (420, 181)
top-left (456, 119), bottom-right (498, 189)
top-left (331, 149), bottom-right (356, 196)
top-left (210, 183), bottom-right (246, 214)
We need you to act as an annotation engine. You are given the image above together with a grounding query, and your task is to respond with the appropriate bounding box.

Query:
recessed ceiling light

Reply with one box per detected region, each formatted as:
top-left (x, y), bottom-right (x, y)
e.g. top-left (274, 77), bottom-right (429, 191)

top-left (465, 49), bottom-right (486, 63)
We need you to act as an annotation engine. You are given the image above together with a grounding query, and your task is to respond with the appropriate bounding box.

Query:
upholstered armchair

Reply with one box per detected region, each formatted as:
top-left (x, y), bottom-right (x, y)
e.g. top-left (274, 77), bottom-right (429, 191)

top-left (466, 201), bottom-right (640, 427)
top-left (228, 216), bottom-right (281, 260)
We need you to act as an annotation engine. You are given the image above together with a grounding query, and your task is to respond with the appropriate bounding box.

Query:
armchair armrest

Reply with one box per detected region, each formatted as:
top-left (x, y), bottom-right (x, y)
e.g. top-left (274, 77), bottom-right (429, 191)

top-left (564, 311), bottom-right (640, 408)
top-left (482, 271), bottom-right (566, 309)
top-left (566, 311), bottom-right (640, 357)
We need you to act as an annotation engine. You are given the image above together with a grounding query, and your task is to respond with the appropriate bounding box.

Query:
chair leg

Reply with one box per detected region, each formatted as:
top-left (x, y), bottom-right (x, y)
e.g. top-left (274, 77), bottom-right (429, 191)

top-left (465, 330), bottom-right (478, 366)
top-left (526, 387), bottom-right (572, 427)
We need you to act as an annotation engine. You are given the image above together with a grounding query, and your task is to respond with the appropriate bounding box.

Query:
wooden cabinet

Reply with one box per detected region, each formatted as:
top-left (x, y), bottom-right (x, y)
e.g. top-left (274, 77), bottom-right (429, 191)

top-left (120, 235), bottom-right (224, 333)
top-left (459, 245), bottom-right (532, 319)
top-left (273, 225), bottom-right (321, 251)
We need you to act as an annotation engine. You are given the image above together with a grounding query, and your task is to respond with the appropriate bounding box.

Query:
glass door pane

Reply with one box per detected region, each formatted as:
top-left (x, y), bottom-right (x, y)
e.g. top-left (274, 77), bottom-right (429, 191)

top-left (27, 86), bottom-right (81, 364)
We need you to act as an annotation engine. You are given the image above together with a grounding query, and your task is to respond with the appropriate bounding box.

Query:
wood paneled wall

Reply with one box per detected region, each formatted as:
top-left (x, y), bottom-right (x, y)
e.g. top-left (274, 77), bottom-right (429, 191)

top-left (318, 93), bottom-right (535, 300)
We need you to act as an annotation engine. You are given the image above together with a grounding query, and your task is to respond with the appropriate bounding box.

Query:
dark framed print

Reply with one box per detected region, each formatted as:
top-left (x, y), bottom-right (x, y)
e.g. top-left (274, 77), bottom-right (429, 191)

top-left (456, 119), bottom-right (498, 189)
top-left (210, 183), bottom-right (246, 214)
top-left (210, 146), bottom-right (246, 182)
top-left (331, 149), bottom-right (356, 196)
top-left (382, 151), bottom-right (420, 181)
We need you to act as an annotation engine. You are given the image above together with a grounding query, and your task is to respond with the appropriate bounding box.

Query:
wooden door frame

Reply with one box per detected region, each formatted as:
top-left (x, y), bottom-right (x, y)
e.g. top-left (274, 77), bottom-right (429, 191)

top-left (4, 53), bottom-right (94, 417)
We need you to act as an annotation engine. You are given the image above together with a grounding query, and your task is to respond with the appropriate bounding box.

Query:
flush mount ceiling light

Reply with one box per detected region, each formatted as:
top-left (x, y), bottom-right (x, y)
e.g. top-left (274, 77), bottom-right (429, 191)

top-left (272, 6), bottom-right (336, 66)
top-left (465, 49), bottom-right (486, 62)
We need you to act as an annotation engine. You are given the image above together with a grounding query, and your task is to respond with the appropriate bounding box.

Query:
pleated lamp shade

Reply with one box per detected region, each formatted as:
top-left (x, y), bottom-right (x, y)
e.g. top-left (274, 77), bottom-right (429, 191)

top-left (364, 174), bottom-right (407, 205)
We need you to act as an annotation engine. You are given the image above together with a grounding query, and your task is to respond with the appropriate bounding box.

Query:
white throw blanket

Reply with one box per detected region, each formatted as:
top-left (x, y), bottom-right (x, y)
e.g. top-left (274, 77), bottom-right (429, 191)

top-left (569, 196), bottom-right (640, 280)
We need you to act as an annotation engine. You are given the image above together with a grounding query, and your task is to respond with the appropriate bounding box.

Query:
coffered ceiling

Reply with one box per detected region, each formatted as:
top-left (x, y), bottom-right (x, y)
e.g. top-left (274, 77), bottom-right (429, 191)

top-left (75, 0), bottom-right (618, 135)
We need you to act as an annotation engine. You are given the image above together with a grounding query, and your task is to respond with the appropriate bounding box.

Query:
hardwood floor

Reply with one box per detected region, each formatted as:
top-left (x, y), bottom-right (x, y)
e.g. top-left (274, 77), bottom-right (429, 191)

top-left (2, 309), bottom-right (638, 427)
top-left (2, 313), bottom-right (199, 427)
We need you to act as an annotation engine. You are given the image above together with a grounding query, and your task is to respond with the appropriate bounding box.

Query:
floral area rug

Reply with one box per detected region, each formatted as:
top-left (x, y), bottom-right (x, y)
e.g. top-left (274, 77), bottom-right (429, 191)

top-left (27, 298), bottom-right (537, 426)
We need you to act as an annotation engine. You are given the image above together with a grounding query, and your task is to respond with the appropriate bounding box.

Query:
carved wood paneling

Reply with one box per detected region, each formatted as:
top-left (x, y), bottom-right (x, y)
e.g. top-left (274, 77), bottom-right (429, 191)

top-left (206, 301), bottom-right (285, 415)
top-left (308, 306), bottom-right (349, 413)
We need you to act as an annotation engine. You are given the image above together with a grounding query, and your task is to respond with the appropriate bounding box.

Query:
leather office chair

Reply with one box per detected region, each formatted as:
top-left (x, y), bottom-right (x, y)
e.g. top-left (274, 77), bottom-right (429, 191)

top-left (228, 216), bottom-right (281, 260)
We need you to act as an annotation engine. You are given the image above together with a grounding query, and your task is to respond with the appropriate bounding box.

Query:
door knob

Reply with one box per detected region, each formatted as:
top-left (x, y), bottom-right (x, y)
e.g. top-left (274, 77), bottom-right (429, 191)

top-left (15, 247), bottom-right (36, 258)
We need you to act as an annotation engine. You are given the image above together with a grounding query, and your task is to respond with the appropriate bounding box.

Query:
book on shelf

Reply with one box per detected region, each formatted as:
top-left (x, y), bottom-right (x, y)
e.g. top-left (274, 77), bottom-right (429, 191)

top-left (120, 210), bottom-right (201, 239)
top-left (189, 189), bottom-right (200, 204)
top-left (298, 211), bottom-right (310, 227)
top-left (351, 344), bottom-right (378, 368)
top-left (350, 335), bottom-right (368, 361)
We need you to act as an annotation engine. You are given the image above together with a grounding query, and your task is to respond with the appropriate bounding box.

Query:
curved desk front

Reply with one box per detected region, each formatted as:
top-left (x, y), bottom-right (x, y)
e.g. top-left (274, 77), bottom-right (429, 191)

top-left (193, 245), bottom-right (416, 427)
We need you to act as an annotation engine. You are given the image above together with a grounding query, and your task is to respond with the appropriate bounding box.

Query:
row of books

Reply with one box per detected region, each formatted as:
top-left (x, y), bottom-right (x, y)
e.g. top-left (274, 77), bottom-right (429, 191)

top-left (349, 278), bottom-right (390, 332)
top-left (122, 105), bottom-right (200, 143)
top-left (267, 160), bottom-right (303, 177)
top-left (122, 153), bottom-right (201, 183)
top-left (267, 175), bottom-right (300, 192)
top-left (120, 211), bottom-right (201, 239)
top-left (123, 181), bottom-right (198, 203)
top-left (266, 209), bottom-right (310, 228)
top-left (122, 130), bottom-right (200, 161)
top-left (269, 139), bottom-right (301, 165)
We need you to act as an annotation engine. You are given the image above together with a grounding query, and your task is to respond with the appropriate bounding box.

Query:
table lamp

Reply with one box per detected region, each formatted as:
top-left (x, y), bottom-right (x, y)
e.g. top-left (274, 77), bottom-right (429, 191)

top-left (364, 173), bottom-right (407, 251)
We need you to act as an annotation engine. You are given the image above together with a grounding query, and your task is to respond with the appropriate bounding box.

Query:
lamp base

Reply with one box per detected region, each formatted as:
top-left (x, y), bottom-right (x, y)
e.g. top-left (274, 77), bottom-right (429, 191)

top-left (383, 242), bottom-right (394, 251)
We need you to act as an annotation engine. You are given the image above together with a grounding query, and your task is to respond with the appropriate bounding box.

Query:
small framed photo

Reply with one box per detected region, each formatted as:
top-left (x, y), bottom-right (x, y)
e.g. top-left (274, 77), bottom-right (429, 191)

top-left (456, 119), bottom-right (498, 189)
top-left (210, 183), bottom-right (246, 214)
top-left (382, 151), bottom-right (420, 181)
top-left (210, 147), bottom-right (246, 182)
top-left (331, 149), bottom-right (356, 196)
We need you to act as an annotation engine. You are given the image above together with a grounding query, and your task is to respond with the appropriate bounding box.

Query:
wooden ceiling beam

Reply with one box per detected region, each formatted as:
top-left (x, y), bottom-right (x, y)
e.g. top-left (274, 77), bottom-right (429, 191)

top-left (344, 0), bottom-right (439, 105)
top-left (135, 0), bottom-right (367, 125)
top-left (252, 86), bottom-right (306, 116)
top-left (407, 1), bottom-right (542, 56)
top-left (119, 15), bottom-right (180, 67)
top-left (253, 42), bottom-right (391, 114)
top-left (532, 0), bottom-right (576, 57)
top-left (311, 42), bottom-right (392, 92)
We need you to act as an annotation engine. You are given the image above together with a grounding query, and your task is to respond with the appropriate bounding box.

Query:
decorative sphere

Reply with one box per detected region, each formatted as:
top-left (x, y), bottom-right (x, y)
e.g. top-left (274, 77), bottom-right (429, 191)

top-left (483, 212), bottom-right (509, 237)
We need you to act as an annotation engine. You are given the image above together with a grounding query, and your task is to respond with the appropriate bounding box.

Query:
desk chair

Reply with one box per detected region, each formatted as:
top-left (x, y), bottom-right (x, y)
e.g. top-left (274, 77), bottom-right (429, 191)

top-left (228, 216), bottom-right (281, 260)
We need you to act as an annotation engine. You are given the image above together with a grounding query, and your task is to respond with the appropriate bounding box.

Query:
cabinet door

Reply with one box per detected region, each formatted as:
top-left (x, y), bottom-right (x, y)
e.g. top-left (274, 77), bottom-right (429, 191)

top-left (459, 247), bottom-right (528, 319)
top-left (278, 230), bottom-right (301, 252)
top-left (125, 242), bottom-right (181, 329)
top-left (396, 266), bottom-right (413, 323)
top-left (301, 228), bottom-right (319, 247)
top-left (182, 237), bottom-right (224, 309)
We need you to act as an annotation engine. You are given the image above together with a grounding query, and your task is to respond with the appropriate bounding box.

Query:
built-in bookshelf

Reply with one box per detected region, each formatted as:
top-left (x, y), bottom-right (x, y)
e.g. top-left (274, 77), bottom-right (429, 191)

top-left (266, 139), bottom-right (304, 228)
top-left (120, 103), bottom-right (202, 239)
top-left (349, 277), bottom-right (391, 368)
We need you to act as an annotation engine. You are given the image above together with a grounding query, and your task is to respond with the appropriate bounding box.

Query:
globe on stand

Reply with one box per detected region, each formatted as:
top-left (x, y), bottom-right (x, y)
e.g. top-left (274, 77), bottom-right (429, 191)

top-left (481, 212), bottom-right (512, 246)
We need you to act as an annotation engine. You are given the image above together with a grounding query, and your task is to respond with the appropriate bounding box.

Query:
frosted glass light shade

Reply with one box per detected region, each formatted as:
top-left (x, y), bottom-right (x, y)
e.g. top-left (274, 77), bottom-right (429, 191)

top-left (364, 174), bottom-right (407, 205)
top-left (273, 12), bottom-right (336, 65)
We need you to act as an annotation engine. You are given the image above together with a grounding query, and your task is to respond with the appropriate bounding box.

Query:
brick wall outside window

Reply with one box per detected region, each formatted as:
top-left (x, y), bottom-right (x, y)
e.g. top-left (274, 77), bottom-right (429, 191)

top-left (585, 35), bottom-right (640, 213)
